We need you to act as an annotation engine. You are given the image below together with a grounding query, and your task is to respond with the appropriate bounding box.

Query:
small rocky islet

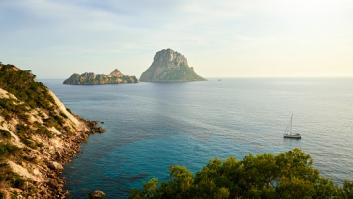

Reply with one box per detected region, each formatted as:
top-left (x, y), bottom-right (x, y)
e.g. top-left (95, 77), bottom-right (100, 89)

top-left (63, 69), bottom-right (138, 85)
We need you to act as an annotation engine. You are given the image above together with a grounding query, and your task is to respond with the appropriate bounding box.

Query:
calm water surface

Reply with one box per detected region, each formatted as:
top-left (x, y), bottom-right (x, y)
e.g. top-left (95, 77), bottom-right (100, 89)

top-left (44, 78), bottom-right (353, 199)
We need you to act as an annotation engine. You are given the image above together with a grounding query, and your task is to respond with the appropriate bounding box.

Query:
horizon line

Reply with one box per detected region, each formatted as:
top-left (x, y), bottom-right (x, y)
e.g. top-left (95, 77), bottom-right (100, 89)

top-left (39, 75), bottom-right (353, 80)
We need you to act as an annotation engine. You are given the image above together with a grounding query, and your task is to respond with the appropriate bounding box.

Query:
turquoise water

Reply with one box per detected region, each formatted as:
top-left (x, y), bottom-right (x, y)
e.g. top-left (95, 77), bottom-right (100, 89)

top-left (44, 78), bottom-right (353, 199)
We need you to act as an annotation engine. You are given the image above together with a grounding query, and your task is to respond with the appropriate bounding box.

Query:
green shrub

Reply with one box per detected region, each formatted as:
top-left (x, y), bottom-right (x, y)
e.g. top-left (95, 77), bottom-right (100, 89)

top-left (0, 98), bottom-right (13, 110)
top-left (53, 114), bottom-right (64, 126)
top-left (0, 98), bottom-right (29, 122)
top-left (0, 65), bottom-right (55, 111)
top-left (15, 124), bottom-right (31, 140)
top-left (22, 139), bottom-right (37, 149)
top-left (21, 154), bottom-right (36, 162)
top-left (341, 181), bottom-right (353, 198)
top-left (0, 143), bottom-right (18, 156)
top-left (130, 149), bottom-right (350, 199)
top-left (60, 112), bottom-right (68, 119)
top-left (66, 108), bottom-right (72, 113)
top-left (0, 129), bottom-right (11, 138)
top-left (35, 125), bottom-right (53, 138)
top-left (0, 162), bottom-right (8, 168)
top-left (43, 113), bottom-right (65, 131)
top-left (37, 142), bottom-right (44, 148)
top-left (9, 174), bottom-right (24, 189)
top-left (11, 192), bottom-right (18, 199)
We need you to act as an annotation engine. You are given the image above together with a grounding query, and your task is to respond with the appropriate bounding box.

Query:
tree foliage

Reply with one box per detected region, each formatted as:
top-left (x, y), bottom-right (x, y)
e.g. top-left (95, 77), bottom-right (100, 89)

top-left (130, 149), bottom-right (352, 199)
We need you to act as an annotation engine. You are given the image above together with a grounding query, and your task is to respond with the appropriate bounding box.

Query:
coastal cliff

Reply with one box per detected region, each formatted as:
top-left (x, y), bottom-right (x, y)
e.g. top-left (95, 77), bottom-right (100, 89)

top-left (140, 49), bottom-right (205, 82)
top-left (0, 63), bottom-right (104, 198)
top-left (63, 69), bottom-right (138, 85)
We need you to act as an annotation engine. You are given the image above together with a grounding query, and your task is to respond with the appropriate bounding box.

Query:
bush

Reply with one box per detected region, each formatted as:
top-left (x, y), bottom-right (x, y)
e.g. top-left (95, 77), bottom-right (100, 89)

top-left (15, 124), bottom-right (31, 140)
top-left (21, 139), bottom-right (37, 149)
top-left (21, 154), bottom-right (36, 162)
top-left (9, 173), bottom-right (24, 189)
top-left (43, 112), bottom-right (65, 132)
top-left (0, 143), bottom-right (18, 156)
top-left (66, 108), bottom-right (72, 113)
top-left (60, 112), bottom-right (68, 119)
top-left (341, 181), bottom-right (353, 198)
top-left (129, 149), bottom-right (350, 199)
top-left (0, 129), bottom-right (11, 138)
top-left (0, 65), bottom-right (55, 110)
top-left (35, 125), bottom-right (53, 138)
top-left (0, 98), bottom-right (29, 122)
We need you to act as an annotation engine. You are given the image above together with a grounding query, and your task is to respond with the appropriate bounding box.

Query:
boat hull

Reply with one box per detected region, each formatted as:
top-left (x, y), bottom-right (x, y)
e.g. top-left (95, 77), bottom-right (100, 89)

top-left (283, 134), bottom-right (301, 139)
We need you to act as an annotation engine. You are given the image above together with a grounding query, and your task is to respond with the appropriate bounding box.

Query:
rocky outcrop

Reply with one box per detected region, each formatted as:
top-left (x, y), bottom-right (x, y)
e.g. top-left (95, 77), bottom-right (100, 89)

top-left (47, 161), bottom-right (64, 171)
top-left (63, 69), bottom-right (138, 85)
top-left (140, 49), bottom-right (206, 82)
top-left (0, 63), bottom-right (104, 198)
top-left (89, 190), bottom-right (106, 199)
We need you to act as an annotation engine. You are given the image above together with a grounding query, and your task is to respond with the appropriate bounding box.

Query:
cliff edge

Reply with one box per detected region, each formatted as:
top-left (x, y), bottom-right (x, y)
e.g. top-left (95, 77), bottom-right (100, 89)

top-left (0, 63), bottom-right (104, 198)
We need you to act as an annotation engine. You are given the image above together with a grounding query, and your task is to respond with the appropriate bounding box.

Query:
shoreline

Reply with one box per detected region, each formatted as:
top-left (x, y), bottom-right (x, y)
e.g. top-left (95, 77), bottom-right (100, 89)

top-left (42, 119), bottom-right (105, 198)
top-left (0, 64), bottom-right (106, 198)
top-left (1, 119), bottom-right (105, 199)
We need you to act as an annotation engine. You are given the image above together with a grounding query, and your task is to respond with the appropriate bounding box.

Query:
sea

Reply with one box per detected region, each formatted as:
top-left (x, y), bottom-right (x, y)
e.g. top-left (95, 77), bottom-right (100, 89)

top-left (43, 78), bottom-right (353, 199)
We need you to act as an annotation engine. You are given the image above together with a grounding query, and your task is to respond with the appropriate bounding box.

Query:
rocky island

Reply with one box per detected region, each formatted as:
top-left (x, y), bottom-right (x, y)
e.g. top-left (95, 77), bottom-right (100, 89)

top-left (0, 63), bottom-right (104, 198)
top-left (140, 49), bottom-right (206, 82)
top-left (63, 69), bottom-right (138, 85)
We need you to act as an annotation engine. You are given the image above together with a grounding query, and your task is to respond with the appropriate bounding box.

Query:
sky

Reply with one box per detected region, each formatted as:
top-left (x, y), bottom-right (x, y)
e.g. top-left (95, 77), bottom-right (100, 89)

top-left (0, 0), bottom-right (353, 78)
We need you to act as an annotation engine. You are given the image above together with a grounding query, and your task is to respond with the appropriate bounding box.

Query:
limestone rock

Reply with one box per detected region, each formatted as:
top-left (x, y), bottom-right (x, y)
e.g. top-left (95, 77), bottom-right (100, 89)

top-left (0, 63), bottom-right (105, 198)
top-left (89, 190), bottom-right (106, 199)
top-left (140, 49), bottom-right (206, 82)
top-left (109, 69), bottom-right (124, 77)
top-left (48, 161), bottom-right (63, 171)
top-left (63, 69), bottom-right (138, 85)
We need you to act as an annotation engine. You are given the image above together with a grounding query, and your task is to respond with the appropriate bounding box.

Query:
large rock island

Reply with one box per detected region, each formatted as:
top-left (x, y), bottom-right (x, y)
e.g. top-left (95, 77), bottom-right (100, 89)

top-left (63, 69), bottom-right (138, 85)
top-left (140, 49), bottom-right (206, 82)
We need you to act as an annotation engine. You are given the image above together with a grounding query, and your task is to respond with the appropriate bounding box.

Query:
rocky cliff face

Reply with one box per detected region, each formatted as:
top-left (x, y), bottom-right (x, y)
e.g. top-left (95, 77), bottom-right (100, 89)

top-left (63, 69), bottom-right (138, 85)
top-left (140, 49), bottom-right (206, 82)
top-left (0, 63), bottom-right (103, 198)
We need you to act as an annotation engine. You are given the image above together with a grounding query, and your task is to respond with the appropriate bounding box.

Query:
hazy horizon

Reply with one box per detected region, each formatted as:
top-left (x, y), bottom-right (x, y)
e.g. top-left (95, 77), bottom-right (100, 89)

top-left (1, 0), bottom-right (353, 79)
top-left (39, 74), bottom-right (353, 80)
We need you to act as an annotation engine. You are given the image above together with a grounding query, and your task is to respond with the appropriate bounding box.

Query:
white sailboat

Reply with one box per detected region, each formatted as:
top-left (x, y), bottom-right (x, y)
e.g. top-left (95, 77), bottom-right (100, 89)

top-left (283, 113), bottom-right (301, 139)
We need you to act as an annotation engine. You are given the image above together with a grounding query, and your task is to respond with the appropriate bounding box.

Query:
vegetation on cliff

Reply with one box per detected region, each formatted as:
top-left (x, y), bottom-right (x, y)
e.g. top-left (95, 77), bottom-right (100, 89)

top-left (0, 63), bottom-right (104, 198)
top-left (0, 64), bottom-right (55, 110)
top-left (130, 149), bottom-right (353, 199)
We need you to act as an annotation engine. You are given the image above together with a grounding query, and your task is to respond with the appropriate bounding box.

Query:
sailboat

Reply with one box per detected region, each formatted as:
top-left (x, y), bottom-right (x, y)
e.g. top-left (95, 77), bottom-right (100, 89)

top-left (283, 113), bottom-right (301, 139)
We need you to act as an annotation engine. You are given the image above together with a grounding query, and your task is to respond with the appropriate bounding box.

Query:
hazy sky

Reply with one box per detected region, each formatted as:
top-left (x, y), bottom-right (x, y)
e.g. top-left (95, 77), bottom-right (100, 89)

top-left (1, 0), bottom-right (353, 78)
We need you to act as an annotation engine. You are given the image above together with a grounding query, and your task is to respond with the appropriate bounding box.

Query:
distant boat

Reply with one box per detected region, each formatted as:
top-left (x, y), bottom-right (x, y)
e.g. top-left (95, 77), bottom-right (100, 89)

top-left (217, 79), bottom-right (222, 81)
top-left (283, 113), bottom-right (301, 139)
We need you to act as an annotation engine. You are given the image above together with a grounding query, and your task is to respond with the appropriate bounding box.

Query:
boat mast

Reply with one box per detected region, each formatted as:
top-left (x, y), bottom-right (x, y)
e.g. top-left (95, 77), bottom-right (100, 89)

top-left (290, 113), bottom-right (293, 135)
